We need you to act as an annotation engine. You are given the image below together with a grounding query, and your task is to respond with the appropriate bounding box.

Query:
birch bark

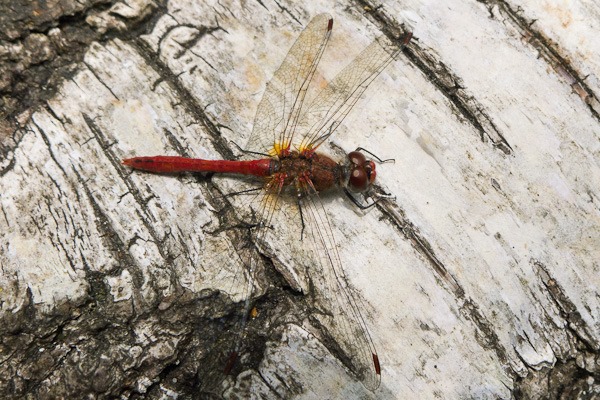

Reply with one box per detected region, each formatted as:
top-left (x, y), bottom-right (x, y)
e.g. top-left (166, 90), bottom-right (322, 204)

top-left (1, 0), bottom-right (599, 398)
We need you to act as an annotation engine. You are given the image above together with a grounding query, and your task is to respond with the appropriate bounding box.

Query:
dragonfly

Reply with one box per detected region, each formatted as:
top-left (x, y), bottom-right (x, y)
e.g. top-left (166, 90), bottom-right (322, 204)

top-left (123, 14), bottom-right (412, 391)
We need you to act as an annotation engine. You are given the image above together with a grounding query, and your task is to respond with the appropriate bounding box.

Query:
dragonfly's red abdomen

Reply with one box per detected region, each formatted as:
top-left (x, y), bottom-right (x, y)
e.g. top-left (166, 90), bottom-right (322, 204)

top-left (122, 156), bottom-right (273, 177)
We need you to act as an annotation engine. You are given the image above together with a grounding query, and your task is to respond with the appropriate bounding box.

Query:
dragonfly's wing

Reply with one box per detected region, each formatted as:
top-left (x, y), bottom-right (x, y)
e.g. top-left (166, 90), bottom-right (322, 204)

top-left (210, 176), bottom-right (302, 385)
top-left (298, 184), bottom-right (381, 390)
top-left (214, 177), bottom-right (380, 390)
top-left (246, 14), bottom-right (333, 156)
top-left (294, 32), bottom-right (411, 153)
top-left (197, 182), bottom-right (284, 393)
top-left (229, 178), bottom-right (380, 389)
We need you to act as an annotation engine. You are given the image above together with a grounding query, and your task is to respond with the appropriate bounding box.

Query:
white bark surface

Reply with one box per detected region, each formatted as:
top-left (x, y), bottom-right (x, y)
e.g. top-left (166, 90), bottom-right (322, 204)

top-left (2, 0), bottom-right (599, 398)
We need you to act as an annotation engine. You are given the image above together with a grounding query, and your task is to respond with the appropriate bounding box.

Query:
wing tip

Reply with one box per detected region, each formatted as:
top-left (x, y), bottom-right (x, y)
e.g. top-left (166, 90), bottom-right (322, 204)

top-left (224, 351), bottom-right (239, 374)
top-left (373, 353), bottom-right (381, 375)
top-left (402, 31), bottom-right (413, 46)
top-left (327, 18), bottom-right (333, 31)
top-left (366, 352), bottom-right (382, 391)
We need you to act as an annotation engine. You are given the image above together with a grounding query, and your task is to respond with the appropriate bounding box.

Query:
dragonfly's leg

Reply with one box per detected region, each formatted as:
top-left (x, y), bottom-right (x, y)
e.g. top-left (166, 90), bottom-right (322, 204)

top-left (319, 121), bottom-right (337, 145)
top-left (230, 140), bottom-right (271, 158)
top-left (221, 187), bottom-right (263, 199)
top-left (374, 190), bottom-right (395, 200)
top-left (355, 147), bottom-right (395, 164)
top-left (297, 194), bottom-right (307, 241)
top-left (221, 187), bottom-right (262, 223)
top-left (344, 188), bottom-right (374, 209)
top-left (204, 220), bottom-right (261, 235)
top-left (307, 121), bottom-right (337, 152)
top-left (204, 187), bottom-right (267, 233)
top-left (344, 187), bottom-right (390, 210)
top-left (293, 175), bottom-right (310, 240)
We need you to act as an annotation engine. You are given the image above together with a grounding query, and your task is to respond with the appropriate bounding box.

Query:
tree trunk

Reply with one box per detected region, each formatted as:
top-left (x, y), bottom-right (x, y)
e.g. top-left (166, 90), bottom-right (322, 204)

top-left (1, 0), bottom-right (599, 398)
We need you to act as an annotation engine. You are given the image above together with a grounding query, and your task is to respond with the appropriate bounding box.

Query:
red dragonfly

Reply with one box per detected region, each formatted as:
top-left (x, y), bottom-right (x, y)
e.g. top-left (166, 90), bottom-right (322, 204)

top-left (123, 14), bottom-right (411, 391)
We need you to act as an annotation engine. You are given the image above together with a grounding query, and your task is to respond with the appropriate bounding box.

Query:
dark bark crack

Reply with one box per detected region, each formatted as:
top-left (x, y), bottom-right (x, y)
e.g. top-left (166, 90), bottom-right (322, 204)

top-left (359, 0), bottom-right (514, 155)
top-left (476, 0), bottom-right (600, 122)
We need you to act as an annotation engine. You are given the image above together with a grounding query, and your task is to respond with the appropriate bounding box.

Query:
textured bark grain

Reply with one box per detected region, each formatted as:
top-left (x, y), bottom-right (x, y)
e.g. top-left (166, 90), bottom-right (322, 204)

top-left (2, 0), bottom-right (600, 399)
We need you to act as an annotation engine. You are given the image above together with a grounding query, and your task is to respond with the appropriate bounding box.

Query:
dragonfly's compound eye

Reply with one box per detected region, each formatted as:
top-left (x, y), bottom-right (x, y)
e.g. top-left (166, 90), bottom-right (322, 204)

top-left (366, 161), bottom-right (377, 185)
top-left (347, 152), bottom-right (377, 192)
top-left (348, 151), bottom-right (367, 166)
top-left (349, 167), bottom-right (368, 192)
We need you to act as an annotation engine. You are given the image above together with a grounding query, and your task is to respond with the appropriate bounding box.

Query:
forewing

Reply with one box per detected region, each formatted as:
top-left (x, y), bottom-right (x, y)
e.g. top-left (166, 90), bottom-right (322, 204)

top-left (295, 33), bottom-right (411, 152)
top-left (246, 14), bottom-right (333, 156)
top-left (299, 185), bottom-right (381, 390)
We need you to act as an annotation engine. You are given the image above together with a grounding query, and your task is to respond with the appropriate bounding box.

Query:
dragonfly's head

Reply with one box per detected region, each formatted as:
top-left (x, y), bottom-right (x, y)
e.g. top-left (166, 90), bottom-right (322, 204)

top-left (345, 151), bottom-right (376, 193)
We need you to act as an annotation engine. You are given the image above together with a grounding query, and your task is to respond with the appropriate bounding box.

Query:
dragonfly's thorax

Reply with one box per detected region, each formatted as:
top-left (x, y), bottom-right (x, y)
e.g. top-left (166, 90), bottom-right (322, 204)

top-left (271, 151), bottom-right (344, 193)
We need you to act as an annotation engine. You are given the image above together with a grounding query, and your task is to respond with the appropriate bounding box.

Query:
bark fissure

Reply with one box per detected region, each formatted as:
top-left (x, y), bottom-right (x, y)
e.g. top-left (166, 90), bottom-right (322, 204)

top-left (359, 0), bottom-right (514, 155)
top-left (380, 202), bottom-right (516, 378)
top-left (477, 0), bottom-right (600, 122)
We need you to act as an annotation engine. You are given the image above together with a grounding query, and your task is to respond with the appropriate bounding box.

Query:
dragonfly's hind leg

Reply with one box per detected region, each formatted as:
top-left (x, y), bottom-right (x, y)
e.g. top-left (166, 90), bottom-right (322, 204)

top-left (205, 187), bottom-right (266, 233)
top-left (221, 187), bottom-right (263, 199)
top-left (230, 140), bottom-right (271, 158)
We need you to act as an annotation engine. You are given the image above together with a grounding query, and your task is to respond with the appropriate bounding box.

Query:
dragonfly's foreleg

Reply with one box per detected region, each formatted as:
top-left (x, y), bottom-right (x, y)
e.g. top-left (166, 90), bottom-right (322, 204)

top-left (307, 121), bottom-right (337, 153)
top-left (319, 121), bottom-right (337, 146)
top-left (297, 195), bottom-right (307, 241)
top-left (355, 147), bottom-right (395, 164)
top-left (343, 187), bottom-right (394, 210)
